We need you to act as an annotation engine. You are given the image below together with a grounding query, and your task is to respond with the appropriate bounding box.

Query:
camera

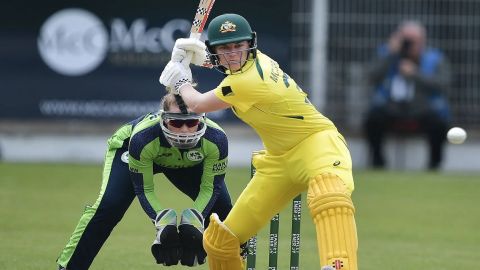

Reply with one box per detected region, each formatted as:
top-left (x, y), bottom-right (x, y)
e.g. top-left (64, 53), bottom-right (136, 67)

top-left (399, 38), bottom-right (412, 59)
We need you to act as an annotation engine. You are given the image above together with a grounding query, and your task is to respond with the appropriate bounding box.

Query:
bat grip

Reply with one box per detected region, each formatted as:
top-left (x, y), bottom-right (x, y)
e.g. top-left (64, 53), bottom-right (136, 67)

top-left (189, 32), bottom-right (202, 39)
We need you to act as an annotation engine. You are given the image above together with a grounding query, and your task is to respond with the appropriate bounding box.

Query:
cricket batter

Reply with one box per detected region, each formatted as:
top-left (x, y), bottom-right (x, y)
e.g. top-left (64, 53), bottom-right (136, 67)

top-left (56, 94), bottom-right (232, 270)
top-left (159, 14), bottom-right (359, 270)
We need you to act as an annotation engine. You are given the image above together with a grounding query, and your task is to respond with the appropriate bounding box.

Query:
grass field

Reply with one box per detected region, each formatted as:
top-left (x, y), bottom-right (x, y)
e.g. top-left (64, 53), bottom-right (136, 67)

top-left (1, 162), bottom-right (479, 270)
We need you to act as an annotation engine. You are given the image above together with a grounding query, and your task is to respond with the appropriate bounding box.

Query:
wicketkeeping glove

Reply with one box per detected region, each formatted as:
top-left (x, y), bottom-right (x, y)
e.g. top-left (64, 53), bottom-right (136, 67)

top-left (151, 209), bottom-right (181, 266)
top-left (178, 208), bottom-right (207, 266)
top-left (159, 60), bottom-right (192, 94)
top-left (171, 38), bottom-right (209, 67)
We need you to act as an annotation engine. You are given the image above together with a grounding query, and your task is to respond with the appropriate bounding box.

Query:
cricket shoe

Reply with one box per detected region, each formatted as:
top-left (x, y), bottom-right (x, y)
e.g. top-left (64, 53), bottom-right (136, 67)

top-left (321, 266), bottom-right (335, 270)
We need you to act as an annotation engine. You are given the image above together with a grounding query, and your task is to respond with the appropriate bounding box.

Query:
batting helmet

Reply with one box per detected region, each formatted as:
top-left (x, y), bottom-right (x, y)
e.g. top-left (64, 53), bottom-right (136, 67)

top-left (206, 14), bottom-right (255, 46)
top-left (205, 13), bottom-right (257, 71)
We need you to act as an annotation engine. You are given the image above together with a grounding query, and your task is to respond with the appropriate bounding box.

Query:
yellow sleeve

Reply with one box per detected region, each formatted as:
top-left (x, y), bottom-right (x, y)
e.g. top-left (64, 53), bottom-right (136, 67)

top-left (213, 60), bottom-right (270, 112)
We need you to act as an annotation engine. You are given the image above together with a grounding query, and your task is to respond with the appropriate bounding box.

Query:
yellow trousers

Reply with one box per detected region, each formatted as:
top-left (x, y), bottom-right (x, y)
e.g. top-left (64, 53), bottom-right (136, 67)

top-left (224, 129), bottom-right (354, 243)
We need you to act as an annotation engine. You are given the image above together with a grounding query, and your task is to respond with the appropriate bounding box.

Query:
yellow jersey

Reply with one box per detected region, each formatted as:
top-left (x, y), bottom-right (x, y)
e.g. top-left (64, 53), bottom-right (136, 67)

top-left (214, 51), bottom-right (337, 155)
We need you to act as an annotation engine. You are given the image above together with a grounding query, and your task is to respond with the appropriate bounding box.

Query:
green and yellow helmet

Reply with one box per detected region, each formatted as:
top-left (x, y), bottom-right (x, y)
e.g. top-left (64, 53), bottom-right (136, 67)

top-left (205, 14), bottom-right (257, 70)
top-left (206, 14), bottom-right (255, 46)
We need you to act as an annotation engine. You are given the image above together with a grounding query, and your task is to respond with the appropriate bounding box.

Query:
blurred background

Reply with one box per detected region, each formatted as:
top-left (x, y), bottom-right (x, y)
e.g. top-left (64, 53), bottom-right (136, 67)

top-left (1, 0), bottom-right (479, 171)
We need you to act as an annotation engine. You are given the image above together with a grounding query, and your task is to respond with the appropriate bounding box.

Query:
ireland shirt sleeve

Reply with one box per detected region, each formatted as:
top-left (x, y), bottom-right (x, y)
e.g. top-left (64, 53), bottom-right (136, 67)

top-left (213, 72), bottom-right (270, 112)
top-left (193, 128), bottom-right (229, 218)
top-left (128, 137), bottom-right (162, 220)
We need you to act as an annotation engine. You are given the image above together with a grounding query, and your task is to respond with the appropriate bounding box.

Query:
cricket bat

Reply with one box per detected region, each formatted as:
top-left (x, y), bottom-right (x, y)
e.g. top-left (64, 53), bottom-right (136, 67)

top-left (186, 0), bottom-right (215, 67)
top-left (190, 0), bottom-right (216, 39)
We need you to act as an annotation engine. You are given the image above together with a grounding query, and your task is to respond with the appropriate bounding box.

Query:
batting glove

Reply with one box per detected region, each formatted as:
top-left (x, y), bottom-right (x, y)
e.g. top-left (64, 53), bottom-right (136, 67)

top-left (151, 209), bottom-right (181, 266)
top-left (159, 60), bottom-right (192, 94)
top-left (172, 38), bottom-right (209, 67)
top-left (178, 208), bottom-right (207, 266)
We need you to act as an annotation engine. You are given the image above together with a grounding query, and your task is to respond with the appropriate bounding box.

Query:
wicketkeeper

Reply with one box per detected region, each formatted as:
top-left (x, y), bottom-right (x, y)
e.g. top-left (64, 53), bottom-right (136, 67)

top-left (159, 13), bottom-right (359, 270)
top-left (56, 93), bottom-right (232, 270)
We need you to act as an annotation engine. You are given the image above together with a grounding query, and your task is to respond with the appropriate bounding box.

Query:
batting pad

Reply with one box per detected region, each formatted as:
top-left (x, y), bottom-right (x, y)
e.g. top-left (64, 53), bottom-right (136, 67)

top-left (203, 214), bottom-right (244, 270)
top-left (307, 173), bottom-right (358, 270)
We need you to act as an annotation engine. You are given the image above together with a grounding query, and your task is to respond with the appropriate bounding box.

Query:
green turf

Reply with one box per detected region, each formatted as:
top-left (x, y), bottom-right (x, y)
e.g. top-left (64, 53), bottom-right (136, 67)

top-left (0, 162), bottom-right (479, 269)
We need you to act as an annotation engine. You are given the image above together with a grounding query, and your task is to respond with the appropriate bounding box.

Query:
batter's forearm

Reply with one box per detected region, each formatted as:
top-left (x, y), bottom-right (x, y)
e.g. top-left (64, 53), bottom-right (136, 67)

top-left (179, 85), bottom-right (231, 113)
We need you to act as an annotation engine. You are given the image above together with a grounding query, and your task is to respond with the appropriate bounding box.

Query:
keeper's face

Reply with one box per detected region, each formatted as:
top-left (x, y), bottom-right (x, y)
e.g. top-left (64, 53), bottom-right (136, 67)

top-left (160, 104), bottom-right (206, 149)
top-left (214, 41), bottom-right (250, 72)
top-left (164, 106), bottom-right (200, 134)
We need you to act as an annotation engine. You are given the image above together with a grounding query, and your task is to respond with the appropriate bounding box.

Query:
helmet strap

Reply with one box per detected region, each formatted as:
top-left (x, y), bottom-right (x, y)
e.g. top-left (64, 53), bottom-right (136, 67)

top-left (250, 32), bottom-right (258, 59)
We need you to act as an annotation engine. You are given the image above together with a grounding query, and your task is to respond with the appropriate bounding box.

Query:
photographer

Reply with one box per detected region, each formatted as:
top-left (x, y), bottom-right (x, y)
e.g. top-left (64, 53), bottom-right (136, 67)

top-left (363, 20), bottom-right (451, 170)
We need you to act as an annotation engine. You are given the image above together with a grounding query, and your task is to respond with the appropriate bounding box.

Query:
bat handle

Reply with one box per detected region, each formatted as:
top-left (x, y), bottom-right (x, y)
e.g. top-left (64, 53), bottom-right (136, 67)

top-left (189, 32), bottom-right (202, 39)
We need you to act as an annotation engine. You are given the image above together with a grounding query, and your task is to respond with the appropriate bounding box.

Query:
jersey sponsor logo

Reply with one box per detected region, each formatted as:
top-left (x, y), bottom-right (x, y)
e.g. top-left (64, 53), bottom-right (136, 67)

top-left (220, 21), bottom-right (236, 33)
top-left (212, 160), bottom-right (227, 173)
top-left (221, 86), bottom-right (234, 96)
top-left (186, 150), bottom-right (204, 162)
top-left (333, 160), bottom-right (341, 166)
top-left (121, 151), bottom-right (129, 163)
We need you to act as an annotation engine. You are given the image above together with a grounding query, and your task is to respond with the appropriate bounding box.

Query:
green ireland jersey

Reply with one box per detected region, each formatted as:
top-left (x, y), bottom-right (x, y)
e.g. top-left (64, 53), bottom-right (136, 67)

top-left (107, 113), bottom-right (228, 220)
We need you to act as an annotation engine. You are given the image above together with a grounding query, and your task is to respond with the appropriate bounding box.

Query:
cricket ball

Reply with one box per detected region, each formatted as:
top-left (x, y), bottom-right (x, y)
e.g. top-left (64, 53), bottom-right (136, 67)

top-left (447, 127), bottom-right (467, 144)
